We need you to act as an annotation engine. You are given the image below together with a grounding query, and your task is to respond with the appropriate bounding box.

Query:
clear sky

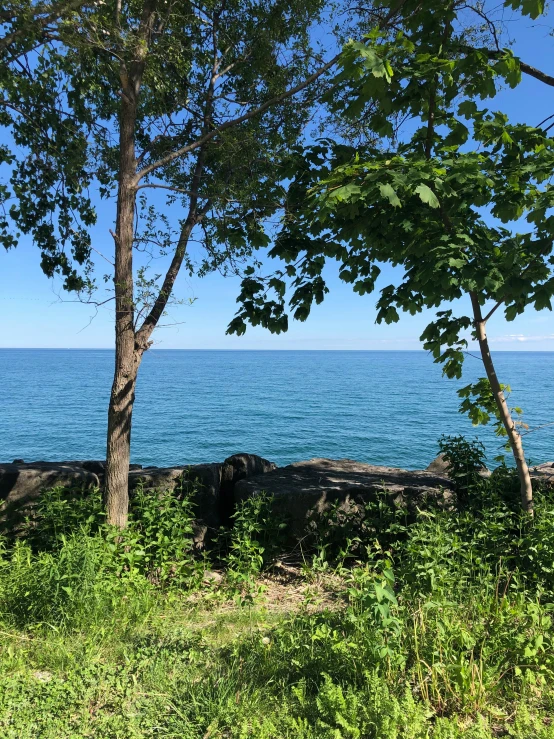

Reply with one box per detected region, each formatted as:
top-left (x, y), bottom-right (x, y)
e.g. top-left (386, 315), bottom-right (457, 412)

top-left (1, 10), bottom-right (553, 350)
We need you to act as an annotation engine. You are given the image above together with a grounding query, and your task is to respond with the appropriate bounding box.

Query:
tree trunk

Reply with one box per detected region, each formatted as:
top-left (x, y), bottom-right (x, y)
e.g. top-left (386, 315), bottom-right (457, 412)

top-left (105, 80), bottom-right (141, 527)
top-left (104, 3), bottom-right (166, 526)
top-left (105, 353), bottom-right (139, 527)
top-left (470, 292), bottom-right (533, 514)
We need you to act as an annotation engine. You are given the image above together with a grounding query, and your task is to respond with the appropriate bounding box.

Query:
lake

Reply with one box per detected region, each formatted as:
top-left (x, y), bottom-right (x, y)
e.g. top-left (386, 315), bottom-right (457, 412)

top-left (0, 349), bottom-right (551, 468)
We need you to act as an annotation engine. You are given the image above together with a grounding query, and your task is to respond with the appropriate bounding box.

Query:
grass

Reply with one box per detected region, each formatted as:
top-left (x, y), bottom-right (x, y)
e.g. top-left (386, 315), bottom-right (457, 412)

top-left (1, 444), bottom-right (554, 737)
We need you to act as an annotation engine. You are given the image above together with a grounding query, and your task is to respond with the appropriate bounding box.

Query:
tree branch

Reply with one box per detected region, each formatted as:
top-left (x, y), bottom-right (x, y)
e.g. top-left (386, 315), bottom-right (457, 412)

top-left (136, 183), bottom-right (200, 197)
top-left (135, 195), bottom-right (211, 348)
top-left (483, 299), bottom-right (503, 322)
top-left (457, 44), bottom-right (554, 88)
top-left (425, 81), bottom-right (436, 159)
top-left (135, 53), bottom-right (341, 182)
top-left (0, 0), bottom-right (87, 57)
top-left (134, 2), bottom-right (224, 347)
top-left (519, 60), bottom-right (554, 88)
top-left (135, 0), bottom-right (411, 182)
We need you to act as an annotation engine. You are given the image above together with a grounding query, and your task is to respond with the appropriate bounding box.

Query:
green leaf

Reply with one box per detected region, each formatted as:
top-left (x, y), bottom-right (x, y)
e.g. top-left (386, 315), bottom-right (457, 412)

top-left (458, 100), bottom-right (478, 119)
top-left (507, 0), bottom-right (545, 19)
top-left (379, 183), bottom-right (401, 207)
top-left (327, 183), bottom-right (361, 203)
top-left (414, 184), bottom-right (440, 208)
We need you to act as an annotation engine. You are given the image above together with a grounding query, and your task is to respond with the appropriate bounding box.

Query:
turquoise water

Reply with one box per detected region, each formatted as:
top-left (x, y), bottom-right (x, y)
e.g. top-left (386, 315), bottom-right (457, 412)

top-left (0, 349), bottom-right (552, 469)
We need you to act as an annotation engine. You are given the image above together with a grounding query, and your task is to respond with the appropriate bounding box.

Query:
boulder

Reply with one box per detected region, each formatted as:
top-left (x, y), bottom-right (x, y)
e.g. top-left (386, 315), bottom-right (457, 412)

top-left (531, 462), bottom-right (554, 486)
top-left (0, 462), bottom-right (101, 519)
top-left (234, 457), bottom-right (454, 537)
top-left (79, 460), bottom-right (142, 475)
top-left (223, 453), bottom-right (277, 484)
top-left (426, 453), bottom-right (450, 476)
top-left (426, 453), bottom-right (491, 479)
top-left (221, 452), bottom-right (277, 523)
top-left (127, 454), bottom-right (277, 537)
top-left (81, 460), bottom-right (107, 475)
top-left (128, 465), bottom-right (187, 492)
top-left (183, 463), bottom-right (226, 531)
top-left (128, 463), bottom-right (225, 536)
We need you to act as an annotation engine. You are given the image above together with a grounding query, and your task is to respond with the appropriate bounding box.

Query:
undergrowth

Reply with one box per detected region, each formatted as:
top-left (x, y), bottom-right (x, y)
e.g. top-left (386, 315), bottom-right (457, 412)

top-left (1, 438), bottom-right (554, 737)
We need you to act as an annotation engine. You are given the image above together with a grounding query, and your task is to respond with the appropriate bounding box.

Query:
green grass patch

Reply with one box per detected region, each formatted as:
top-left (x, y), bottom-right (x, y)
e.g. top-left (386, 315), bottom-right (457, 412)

top-left (1, 443), bottom-right (554, 737)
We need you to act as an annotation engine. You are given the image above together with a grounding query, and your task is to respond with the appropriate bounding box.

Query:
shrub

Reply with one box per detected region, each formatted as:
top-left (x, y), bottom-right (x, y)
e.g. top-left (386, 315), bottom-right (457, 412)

top-left (0, 482), bottom-right (203, 629)
top-left (220, 492), bottom-right (287, 593)
top-left (18, 485), bottom-right (105, 551)
top-left (115, 484), bottom-right (202, 587)
top-left (438, 435), bottom-right (487, 495)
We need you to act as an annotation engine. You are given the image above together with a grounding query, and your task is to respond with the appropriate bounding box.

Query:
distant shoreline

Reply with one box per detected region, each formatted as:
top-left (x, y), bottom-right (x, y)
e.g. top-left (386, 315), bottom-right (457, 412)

top-left (1, 347), bottom-right (553, 353)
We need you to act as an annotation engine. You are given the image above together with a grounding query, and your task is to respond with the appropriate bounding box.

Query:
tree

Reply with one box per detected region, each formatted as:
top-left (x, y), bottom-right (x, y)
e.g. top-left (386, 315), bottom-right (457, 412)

top-left (1, 0), bottom-right (348, 526)
top-left (0, 2), bottom-right (99, 281)
top-left (0, 1), bottom-right (91, 57)
top-left (228, 0), bottom-right (554, 513)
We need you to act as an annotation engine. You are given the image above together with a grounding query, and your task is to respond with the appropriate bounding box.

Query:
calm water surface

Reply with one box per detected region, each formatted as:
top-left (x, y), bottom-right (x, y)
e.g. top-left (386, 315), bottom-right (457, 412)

top-left (0, 350), bottom-right (552, 468)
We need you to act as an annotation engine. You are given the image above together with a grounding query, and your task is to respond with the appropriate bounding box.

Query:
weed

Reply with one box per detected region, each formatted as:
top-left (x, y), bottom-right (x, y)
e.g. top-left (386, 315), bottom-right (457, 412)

top-left (219, 492), bottom-right (287, 597)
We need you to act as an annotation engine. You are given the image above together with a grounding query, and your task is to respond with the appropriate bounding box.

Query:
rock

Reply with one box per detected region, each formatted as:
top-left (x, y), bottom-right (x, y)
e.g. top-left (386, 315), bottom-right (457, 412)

top-left (223, 453), bottom-right (277, 483)
top-left (12, 459), bottom-right (24, 465)
top-left (203, 569), bottom-right (223, 584)
top-left (128, 465), bottom-right (186, 492)
top-left (183, 463), bottom-right (226, 531)
top-left (128, 463), bottom-right (224, 531)
top-left (81, 460), bottom-right (106, 475)
top-left (531, 462), bottom-right (554, 486)
top-left (426, 454), bottom-right (491, 479)
top-left (426, 453), bottom-right (450, 476)
top-left (192, 522), bottom-right (208, 548)
top-left (0, 462), bottom-right (101, 519)
top-left (235, 457), bottom-right (454, 538)
top-left (127, 456), bottom-right (277, 533)
top-left (221, 453), bottom-right (277, 524)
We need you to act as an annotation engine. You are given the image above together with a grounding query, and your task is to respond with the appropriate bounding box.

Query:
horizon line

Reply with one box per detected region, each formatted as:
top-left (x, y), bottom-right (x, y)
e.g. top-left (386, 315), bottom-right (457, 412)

top-left (1, 347), bottom-right (554, 352)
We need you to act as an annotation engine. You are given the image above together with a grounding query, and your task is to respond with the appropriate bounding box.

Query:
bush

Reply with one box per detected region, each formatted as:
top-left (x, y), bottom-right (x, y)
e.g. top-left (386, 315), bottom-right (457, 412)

top-left (219, 492), bottom-right (287, 593)
top-left (0, 482), bottom-right (203, 629)
top-left (115, 484), bottom-right (203, 587)
top-left (438, 435), bottom-right (487, 494)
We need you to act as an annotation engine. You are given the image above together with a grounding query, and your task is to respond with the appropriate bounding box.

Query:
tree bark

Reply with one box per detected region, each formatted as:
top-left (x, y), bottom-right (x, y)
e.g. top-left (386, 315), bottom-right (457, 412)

top-left (470, 292), bottom-right (533, 514)
top-left (104, 1), bottom-right (156, 526)
top-left (105, 81), bottom-right (140, 527)
top-left (105, 353), bottom-right (139, 528)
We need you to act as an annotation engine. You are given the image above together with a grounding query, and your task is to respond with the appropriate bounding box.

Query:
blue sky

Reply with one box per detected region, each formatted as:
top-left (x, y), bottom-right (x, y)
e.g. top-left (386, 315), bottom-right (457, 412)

top-left (1, 10), bottom-right (554, 350)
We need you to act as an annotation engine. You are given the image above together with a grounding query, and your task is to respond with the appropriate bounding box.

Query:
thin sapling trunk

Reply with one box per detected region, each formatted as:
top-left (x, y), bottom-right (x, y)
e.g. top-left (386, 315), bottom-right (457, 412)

top-left (470, 292), bottom-right (533, 514)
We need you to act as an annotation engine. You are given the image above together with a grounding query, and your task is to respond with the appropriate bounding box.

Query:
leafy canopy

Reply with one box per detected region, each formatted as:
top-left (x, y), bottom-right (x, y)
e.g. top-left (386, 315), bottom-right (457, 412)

top-left (0, 0), bottom-right (326, 296)
top-left (228, 0), bottom-right (554, 429)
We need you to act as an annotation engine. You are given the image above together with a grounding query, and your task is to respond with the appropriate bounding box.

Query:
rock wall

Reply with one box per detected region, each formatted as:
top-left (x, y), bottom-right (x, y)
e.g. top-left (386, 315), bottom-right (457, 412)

top-left (235, 458), bottom-right (455, 537)
top-left (2, 454), bottom-right (552, 542)
top-left (0, 454), bottom-right (276, 539)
